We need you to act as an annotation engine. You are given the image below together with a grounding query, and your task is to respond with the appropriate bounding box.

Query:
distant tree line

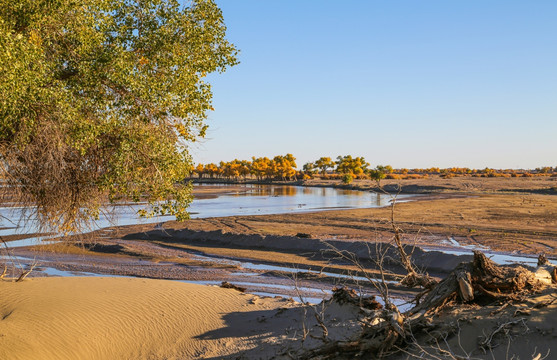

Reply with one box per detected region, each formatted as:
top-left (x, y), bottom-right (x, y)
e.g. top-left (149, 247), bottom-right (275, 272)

top-left (194, 154), bottom-right (297, 181)
top-left (192, 156), bottom-right (557, 183)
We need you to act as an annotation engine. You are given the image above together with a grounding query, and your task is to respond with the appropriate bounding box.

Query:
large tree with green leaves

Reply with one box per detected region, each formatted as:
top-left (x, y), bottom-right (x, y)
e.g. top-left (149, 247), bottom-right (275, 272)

top-left (0, 0), bottom-right (238, 231)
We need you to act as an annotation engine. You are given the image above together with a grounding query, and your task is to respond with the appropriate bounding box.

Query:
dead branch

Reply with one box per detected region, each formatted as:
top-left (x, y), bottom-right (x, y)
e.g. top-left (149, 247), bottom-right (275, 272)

top-left (219, 281), bottom-right (246, 292)
top-left (16, 262), bottom-right (37, 282)
top-left (537, 254), bottom-right (549, 266)
top-left (479, 318), bottom-right (529, 352)
top-left (411, 251), bottom-right (545, 315)
top-left (389, 197), bottom-right (438, 290)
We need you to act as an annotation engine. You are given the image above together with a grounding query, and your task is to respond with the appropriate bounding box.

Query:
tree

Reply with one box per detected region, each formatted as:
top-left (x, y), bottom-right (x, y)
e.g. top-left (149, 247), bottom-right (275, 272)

top-left (314, 157), bottom-right (335, 176)
top-left (335, 155), bottom-right (369, 177)
top-left (194, 164), bottom-right (205, 179)
top-left (204, 163), bottom-right (220, 178)
top-left (271, 154), bottom-right (297, 180)
top-left (0, 0), bottom-right (238, 231)
top-left (368, 165), bottom-right (393, 187)
top-left (251, 157), bottom-right (270, 181)
top-left (302, 162), bottom-right (317, 177)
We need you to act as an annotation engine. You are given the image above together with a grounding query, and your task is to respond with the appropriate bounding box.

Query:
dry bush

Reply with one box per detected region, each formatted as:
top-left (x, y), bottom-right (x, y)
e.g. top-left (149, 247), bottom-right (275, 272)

top-left (402, 174), bottom-right (423, 180)
top-left (0, 120), bottom-right (104, 233)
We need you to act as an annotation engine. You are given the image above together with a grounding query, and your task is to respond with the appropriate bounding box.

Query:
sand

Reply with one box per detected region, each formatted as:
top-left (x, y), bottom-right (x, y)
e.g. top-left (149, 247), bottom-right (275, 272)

top-left (0, 277), bottom-right (299, 360)
top-left (3, 178), bottom-right (557, 359)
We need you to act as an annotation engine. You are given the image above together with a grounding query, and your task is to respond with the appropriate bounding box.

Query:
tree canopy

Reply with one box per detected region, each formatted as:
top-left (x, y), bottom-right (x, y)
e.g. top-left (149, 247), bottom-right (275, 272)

top-left (0, 0), bottom-right (238, 231)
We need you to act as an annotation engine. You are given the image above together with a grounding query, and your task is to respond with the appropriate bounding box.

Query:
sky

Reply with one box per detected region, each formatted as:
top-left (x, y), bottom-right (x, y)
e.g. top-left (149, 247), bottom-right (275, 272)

top-left (190, 0), bottom-right (556, 169)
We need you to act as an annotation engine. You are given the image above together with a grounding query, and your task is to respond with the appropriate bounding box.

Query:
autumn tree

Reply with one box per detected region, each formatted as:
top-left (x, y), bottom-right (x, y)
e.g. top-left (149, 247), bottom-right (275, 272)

top-left (235, 160), bottom-right (250, 179)
top-left (204, 163), bottom-right (220, 178)
top-left (270, 154), bottom-right (297, 180)
top-left (251, 157), bottom-right (270, 181)
top-left (368, 165), bottom-right (393, 187)
top-left (0, 0), bottom-right (238, 231)
top-left (314, 157), bottom-right (335, 176)
top-left (220, 161), bottom-right (240, 179)
top-left (335, 155), bottom-right (370, 178)
top-left (194, 164), bottom-right (205, 179)
top-left (302, 162), bottom-right (317, 177)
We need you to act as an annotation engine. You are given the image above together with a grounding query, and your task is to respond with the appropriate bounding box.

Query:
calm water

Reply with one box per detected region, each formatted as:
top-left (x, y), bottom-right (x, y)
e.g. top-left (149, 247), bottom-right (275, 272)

top-left (188, 184), bottom-right (412, 218)
top-left (0, 185), bottom-right (412, 246)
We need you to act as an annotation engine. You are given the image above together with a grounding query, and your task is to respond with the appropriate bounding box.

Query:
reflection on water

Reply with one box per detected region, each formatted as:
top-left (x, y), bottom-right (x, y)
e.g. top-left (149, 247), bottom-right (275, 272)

top-left (1, 185), bottom-right (413, 247)
top-left (188, 185), bottom-right (412, 219)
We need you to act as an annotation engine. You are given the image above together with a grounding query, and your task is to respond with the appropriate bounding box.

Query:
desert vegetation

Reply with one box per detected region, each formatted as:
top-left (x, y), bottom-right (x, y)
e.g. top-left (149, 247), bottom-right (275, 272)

top-left (192, 155), bottom-right (556, 182)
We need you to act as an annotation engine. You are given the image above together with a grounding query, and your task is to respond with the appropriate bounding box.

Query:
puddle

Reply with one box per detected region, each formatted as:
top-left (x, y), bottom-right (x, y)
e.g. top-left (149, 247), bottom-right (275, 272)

top-left (439, 237), bottom-right (489, 251)
top-left (1, 236), bottom-right (58, 248)
top-left (423, 237), bottom-right (538, 267)
top-left (192, 253), bottom-right (396, 284)
top-left (37, 267), bottom-right (108, 277)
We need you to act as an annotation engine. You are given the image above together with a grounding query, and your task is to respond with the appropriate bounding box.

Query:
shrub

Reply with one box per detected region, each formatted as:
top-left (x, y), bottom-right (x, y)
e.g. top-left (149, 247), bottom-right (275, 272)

top-left (403, 174), bottom-right (422, 180)
top-left (342, 174), bottom-right (353, 184)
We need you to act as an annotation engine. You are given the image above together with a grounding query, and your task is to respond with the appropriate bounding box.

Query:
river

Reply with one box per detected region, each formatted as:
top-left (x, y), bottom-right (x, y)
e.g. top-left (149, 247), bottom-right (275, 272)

top-left (0, 185), bottom-right (413, 245)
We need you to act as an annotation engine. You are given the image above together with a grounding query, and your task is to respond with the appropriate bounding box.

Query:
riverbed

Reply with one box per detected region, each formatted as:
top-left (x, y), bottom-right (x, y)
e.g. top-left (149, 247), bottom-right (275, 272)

top-left (2, 184), bottom-right (554, 307)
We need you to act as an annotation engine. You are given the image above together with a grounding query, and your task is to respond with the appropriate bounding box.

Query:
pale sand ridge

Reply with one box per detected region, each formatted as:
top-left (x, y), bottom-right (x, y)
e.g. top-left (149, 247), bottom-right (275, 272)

top-left (0, 277), bottom-right (291, 360)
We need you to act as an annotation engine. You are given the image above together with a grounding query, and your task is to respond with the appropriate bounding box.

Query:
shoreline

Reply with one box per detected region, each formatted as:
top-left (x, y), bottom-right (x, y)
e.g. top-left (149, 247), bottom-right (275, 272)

top-left (2, 177), bottom-right (556, 359)
top-left (190, 175), bottom-right (557, 195)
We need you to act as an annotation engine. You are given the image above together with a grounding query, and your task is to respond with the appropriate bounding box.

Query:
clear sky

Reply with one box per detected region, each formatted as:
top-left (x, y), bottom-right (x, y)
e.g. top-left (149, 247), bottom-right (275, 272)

top-left (191, 0), bottom-right (556, 169)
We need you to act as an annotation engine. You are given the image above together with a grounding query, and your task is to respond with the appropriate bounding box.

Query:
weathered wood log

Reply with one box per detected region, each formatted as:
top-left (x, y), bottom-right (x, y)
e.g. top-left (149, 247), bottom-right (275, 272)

top-left (409, 263), bottom-right (468, 314)
top-left (400, 272), bottom-right (438, 289)
top-left (410, 251), bottom-right (544, 315)
top-left (331, 287), bottom-right (383, 310)
top-left (300, 251), bottom-right (550, 360)
top-left (535, 266), bottom-right (555, 285)
top-left (536, 254), bottom-right (557, 284)
top-left (472, 251), bottom-right (541, 293)
top-left (538, 254), bottom-right (550, 266)
top-left (456, 269), bottom-right (474, 302)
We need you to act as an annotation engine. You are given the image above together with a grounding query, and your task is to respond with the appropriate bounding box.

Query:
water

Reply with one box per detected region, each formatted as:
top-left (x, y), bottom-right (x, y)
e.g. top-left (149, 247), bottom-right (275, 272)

top-left (0, 185), bottom-right (411, 248)
top-left (423, 237), bottom-right (539, 267)
top-left (187, 185), bottom-right (410, 218)
top-left (191, 252), bottom-right (397, 283)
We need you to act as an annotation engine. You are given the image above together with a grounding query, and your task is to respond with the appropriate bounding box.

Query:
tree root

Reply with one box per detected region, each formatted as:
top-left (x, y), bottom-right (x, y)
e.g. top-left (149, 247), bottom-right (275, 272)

top-left (298, 251), bottom-right (550, 359)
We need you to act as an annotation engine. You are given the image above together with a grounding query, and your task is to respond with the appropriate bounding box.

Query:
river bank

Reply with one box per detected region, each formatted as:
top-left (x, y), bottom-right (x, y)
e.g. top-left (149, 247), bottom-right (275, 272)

top-left (2, 178), bottom-right (556, 359)
top-left (192, 174), bottom-right (557, 195)
top-left (5, 183), bottom-right (555, 302)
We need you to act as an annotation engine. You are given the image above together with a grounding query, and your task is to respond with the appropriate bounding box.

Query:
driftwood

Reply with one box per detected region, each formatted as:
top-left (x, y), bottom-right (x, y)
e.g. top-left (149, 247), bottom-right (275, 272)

top-left (219, 281), bottom-right (246, 292)
top-left (411, 251), bottom-right (543, 315)
top-left (538, 254), bottom-right (550, 266)
top-left (331, 287), bottom-right (382, 310)
top-left (536, 254), bottom-right (557, 284)
top-left (390, 202), bottom-right (438, 290)
top-left (298, 251), bottom-right (551, 359)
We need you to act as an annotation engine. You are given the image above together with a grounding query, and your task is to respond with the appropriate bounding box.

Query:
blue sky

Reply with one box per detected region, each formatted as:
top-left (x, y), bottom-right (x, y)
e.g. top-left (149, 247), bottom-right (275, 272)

top-left (191, 0), bottom-right (556, 169)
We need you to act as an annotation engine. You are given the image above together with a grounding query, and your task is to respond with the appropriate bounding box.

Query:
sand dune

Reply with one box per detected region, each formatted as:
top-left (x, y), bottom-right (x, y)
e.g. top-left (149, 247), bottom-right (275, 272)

top-left (0, 277), bottom-right (295, 360)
